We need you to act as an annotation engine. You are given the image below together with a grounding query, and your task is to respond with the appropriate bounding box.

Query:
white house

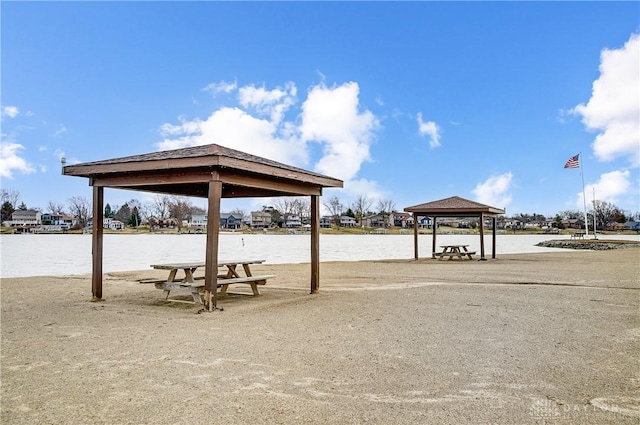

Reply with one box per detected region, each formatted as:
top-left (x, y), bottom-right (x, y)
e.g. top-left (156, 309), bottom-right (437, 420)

top-left (189, 214), bottom-right (207, 230)
top-left (339, 216), bottom-right (356, 227)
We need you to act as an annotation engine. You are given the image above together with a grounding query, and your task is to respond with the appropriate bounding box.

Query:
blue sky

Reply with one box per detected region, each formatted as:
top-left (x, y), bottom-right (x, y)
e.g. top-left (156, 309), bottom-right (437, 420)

top-left (2, 2), bottom-right (639, 218)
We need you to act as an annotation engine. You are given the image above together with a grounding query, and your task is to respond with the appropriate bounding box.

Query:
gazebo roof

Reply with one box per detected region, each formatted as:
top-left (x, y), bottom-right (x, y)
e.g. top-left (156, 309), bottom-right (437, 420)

top-left (63, 143), bottom-right (343, 198)
top-left (404, 196), bottom-right (505, 217)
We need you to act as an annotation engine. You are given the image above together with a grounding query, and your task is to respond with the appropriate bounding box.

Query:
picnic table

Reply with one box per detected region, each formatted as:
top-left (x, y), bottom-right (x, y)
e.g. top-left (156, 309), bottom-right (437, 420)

top-left (433, 244), bottom-right (476, 261)
top-left (571, 232), bottom-right (586, 239)
top-left (145, 260), bottom-right (275, 304)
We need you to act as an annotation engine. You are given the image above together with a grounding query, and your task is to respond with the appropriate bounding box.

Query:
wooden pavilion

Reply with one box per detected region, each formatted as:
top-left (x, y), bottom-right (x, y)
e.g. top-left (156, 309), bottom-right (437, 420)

top-left (404, 196), bottom-right (505, 261)
top-left (63, 144), bottom-right (343, 311)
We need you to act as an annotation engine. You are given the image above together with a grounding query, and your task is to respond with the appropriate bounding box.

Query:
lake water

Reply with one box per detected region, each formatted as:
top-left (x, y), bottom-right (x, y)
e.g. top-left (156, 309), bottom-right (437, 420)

top-left (1, 233), bottom-right (638, 278)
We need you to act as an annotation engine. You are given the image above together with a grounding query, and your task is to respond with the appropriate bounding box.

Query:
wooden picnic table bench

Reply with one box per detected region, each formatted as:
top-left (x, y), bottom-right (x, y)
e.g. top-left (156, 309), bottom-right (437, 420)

top-left (433, 244), bottom-right (476, 261)
top-left (145, 260), bottom-right (275, 304)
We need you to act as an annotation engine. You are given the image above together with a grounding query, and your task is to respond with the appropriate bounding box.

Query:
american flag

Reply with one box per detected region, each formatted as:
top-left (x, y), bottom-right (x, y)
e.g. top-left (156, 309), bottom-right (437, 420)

top-left (564, 154), bottom-right (580, 169)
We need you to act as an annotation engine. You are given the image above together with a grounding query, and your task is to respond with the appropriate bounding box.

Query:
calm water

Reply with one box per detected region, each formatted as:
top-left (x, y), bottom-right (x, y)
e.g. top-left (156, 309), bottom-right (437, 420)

top-left (1, 233), bottom-right (638, 278)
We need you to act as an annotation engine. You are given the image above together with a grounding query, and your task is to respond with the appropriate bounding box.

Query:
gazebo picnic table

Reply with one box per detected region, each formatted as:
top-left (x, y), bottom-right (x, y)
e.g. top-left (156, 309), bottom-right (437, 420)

top-left (434, 244), bottom-right (476, 261)
top-left (146, 259), bottom-right (275, 303)
top-left (64, 143), bottom-right (343, 311)
top-left (405, 196), bottom-right (505, 261)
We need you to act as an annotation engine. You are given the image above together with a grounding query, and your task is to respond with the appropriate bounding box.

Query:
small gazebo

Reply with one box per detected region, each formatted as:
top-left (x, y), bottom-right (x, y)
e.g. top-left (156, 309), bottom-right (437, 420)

top-left (404, 196), bottom-right (505, 260)
top-left (64, 144), bottom-right (343, 311)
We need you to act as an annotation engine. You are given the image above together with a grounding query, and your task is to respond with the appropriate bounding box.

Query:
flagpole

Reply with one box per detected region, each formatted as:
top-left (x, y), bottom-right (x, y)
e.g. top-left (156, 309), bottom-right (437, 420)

top-left (592, 187), bottom-right (597, 239)
top-left (579, 153), bottom-right (589, 236)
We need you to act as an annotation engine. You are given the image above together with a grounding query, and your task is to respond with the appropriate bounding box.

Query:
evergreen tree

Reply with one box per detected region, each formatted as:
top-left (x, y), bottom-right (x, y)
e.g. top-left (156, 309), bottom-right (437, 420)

top-left (104, 203), bottom-right (114, 218)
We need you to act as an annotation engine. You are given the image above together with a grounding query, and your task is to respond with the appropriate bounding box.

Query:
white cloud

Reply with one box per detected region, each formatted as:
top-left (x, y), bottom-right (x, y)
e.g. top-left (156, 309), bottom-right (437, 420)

top-left (471, 172), bottom-right (513, 209)
top-left (417, 113), bottom-right (441, 148)
top-left (0, 142), bottom-right (36, 178)
top-left (157, 106), bottom-right (307, 166)
top-left (158, 81), bottom-right (380, 192)
top-left (572, 33), bottom-right (640, 166)
top-left (300, 82), bottom-right (379, 182)
top-left (202, 79), bottom-right (238, 97)
top-left (2, 106), bottom-right (19, 118)
top-left (342, 178), bottom-right (386, 202)
top-left (238, 82), bottom-right (296, 123)
top-left (578, 169), bottom-right (632, 208)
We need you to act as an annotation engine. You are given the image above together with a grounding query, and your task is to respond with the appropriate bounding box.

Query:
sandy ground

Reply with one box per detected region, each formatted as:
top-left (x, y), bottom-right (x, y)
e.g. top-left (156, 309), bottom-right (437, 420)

top-left (1, 249), bottom-right (639, 424)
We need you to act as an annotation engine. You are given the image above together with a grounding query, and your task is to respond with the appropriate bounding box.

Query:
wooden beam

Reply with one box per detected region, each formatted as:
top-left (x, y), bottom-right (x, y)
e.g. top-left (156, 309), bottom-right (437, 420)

top-left (310, 195), bottom-right (320, 294)
top-left (220, 171), bottom-right (323, 196)
top-left (204, 178), bottom-right (222, 311)
top-left (479, 213), bottom-right (486, 260)
top-left (91, 170), bottom-right (216, 187)
top-left (492, 216), bottom-right (497, 259)
top-left (413, 214), bottom-right (419, 260)
top-left (432, 216), bottom-right (438, 259)
top-left (92, 186), bottom-right (104, 301)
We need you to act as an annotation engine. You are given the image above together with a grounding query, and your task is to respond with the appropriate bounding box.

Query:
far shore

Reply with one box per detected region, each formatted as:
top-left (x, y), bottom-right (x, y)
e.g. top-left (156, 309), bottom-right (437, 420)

top-left (2, 249), bottom-right (639, 424)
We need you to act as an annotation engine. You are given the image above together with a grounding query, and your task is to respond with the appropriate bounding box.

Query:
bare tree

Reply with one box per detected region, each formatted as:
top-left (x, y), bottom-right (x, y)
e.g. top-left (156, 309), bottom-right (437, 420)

top-left (377, 199), bottom-right (396, 228)
top-left (46, 201), bottom-right (66, 214)
top-left (352, 194), bottom-right (373, 224)
top-left (272, 198), bottom-right (298, 227)
top-left (323, 195), bottom-right (344, 226)
top-left (230, 208), bottom-right (247, 220)
top-left (291, 198), bottom-right (310, 224)
top-left (149, 195), bottom-right (171, 220)
top-left (168, 196), bottom-right (194, 230)
top-left (560, 210), bottom-right (582, 220)
top-left (1, 188), bottom-right (20, 208)
top-left (67, 196), bottom-right (92, 228)
top-left (592, 200), bottom-right (625, 230)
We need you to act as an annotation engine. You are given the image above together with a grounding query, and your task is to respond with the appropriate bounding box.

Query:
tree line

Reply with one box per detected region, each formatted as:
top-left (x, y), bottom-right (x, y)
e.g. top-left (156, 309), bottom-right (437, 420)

top-left (1, 188), bottom-right (638, 230)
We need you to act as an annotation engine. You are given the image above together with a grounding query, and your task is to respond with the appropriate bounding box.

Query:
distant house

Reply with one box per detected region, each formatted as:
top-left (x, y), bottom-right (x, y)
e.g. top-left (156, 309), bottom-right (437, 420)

top-left (624, 221), bottom-right (640, 231)
top-left (361, 214), bottom-right (388, 228)
top-left (606, 222), bottom-right (626, 231)
top-left (320, 216), bottom-right (333, 228)
top-left (417, 216), bottom-right (432, 229)
top-left (339, 216), bottom-right (356, 227)
top-left (250, 211), bottom-right (272, 229)
top-left (104, 218), bottom-right (125, 230)
top-left (285, 215), bottom-right (302, 228)
top-left (563, 218), bottom-right (584, 229)
top-left (220, 213), bottom-right (242, 230)
top-left (86, 217), bottom-right (125, 230)
top-left (390, 211), bottom-right (412, 228)
top-left (189, 214), bottom-right (207, 231)
top-left (9, 209), bottom-right (41, 227)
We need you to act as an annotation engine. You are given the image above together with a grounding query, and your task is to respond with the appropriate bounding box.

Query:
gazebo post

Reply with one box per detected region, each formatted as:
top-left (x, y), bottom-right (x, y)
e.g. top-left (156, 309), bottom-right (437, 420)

top-left (204, 177), bottom-right (222, 311)
top-left (431, 216), bottom-right (438, 259)
top-left (492, 216), bottom-right (497, 259)
top-left (310, 195), bottom-right (320, 294)
top-left (413, 214), bottom-right (419, 260)
top-left (479, 213), bottom-right (486, 261)
top-left (91, 185), bottom-right (104, 301)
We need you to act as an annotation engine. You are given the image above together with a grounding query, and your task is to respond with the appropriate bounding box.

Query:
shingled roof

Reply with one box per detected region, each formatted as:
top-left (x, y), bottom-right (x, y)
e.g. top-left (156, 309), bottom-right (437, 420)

top-left (63, 143), bottom-right (343, 198)
top-left (404, 196), bottom-right (505, 216)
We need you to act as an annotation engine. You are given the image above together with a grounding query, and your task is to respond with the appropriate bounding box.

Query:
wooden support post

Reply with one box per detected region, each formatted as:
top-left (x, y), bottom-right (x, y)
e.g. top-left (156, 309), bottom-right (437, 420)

top-left (492, 216), bottom-right (497, 259)
top-left (91, 186), bottom-right (104, 301)
top-left (310, 195), bottom-right (320, 294)
top-left (479, 213), bottom-right (486, 261)
top-left (413, 214), bottom-right (419, 260)
top-left (204, 177), bottom-right (222, 311)
top-left (431, 216), bottom-right (438, 259)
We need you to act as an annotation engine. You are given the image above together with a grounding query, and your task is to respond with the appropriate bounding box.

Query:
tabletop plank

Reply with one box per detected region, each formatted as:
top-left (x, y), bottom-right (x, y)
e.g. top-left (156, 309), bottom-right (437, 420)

top-left (151, 259), bottom-right (265, 270)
